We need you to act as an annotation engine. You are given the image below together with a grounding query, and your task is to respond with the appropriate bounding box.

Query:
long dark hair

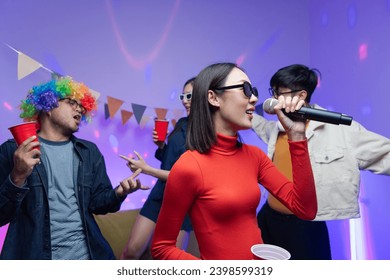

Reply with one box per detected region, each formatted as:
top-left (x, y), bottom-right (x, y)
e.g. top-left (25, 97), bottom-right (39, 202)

top-left (167, 77), bottom-right (196, 142)
top-left (186, 62), bottom-right (243, 153)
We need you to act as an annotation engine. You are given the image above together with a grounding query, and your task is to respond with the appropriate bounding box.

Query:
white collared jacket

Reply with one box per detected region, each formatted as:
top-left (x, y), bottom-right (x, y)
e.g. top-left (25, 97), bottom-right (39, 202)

top-left (252, 104), bottom-right (390, 220)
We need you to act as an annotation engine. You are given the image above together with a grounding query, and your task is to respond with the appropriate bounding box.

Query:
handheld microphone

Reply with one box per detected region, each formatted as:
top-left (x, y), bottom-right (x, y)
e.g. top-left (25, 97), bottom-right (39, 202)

top-left (262, 98), bottom-right (353, 126)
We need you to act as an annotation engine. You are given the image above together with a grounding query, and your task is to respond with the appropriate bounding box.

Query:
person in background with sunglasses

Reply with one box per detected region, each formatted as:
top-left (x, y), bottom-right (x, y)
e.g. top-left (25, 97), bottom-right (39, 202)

top-left (151, 62), bottom-right (317, 260)
top-left (0, 77), bottom-right (149, 260)
top-left (121, 77), bottom-right (198, 259)
top-left (252, 64), bottom-right (390, 260)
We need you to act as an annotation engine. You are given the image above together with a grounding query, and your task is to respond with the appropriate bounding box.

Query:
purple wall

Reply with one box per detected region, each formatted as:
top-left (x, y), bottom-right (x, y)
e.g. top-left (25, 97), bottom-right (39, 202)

top-left (0, 0), bottom-right (389, 259)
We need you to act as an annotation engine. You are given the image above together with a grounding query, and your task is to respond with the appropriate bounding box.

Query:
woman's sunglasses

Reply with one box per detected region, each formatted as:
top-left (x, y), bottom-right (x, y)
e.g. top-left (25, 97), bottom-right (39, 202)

top-left (214, 81), bottom-right (258, 98)
top-left (179, 92), bottom-right (192, 101)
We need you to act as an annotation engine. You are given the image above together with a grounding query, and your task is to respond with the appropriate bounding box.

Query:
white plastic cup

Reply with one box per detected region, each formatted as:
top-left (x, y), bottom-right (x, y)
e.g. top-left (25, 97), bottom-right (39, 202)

top-left (251, 244), bottom-right (291, 260)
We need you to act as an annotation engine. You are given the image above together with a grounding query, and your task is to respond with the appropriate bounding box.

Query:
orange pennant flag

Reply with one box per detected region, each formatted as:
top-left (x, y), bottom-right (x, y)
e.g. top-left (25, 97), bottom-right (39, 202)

top-left (154, 108), bottom-right (168, 120)
top-left (172, 108), bottom-right (185, 120)
top-left (121, 110), bottom-right (133, 125)
top-left (107, 96), bottom-right (124, 118)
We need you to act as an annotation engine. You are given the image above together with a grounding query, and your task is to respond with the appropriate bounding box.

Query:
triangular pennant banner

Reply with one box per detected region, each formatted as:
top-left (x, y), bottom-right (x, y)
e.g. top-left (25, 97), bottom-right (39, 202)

top-left (107, 96), bottom-right (124, 118)
top-left (172, 108), bottom-right (185, 121)
top-left (18, 52), bottom-right (42, 80)
top-left (121, 110), bottom-right (133, 125)
top-left (89, 88), bottom-right (101, 100)
top-left (154, 108), bottom-right (168, 120)
top-left (171, 119), bottom-right (177, 127)
top-left (104, 103), bottom-right (110, 119)
top-left (139, 115), bottom-right (151, 128)
top-left (131, 103), bottom-right (147, 124)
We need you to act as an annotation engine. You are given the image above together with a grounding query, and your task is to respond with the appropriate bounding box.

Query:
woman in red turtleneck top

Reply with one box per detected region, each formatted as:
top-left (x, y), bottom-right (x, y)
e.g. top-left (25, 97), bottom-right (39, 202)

top-left (151, 63), bottom-right (317, 260)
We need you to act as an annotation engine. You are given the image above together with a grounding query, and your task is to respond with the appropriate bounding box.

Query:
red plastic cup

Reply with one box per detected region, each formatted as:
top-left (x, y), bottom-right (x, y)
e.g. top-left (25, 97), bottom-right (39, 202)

top-left (154, 119), bottom-right (169, 142)
top-left (8, 121), bottom-right (40, 150)
top-left (251, 244), bottom-right (291, 260)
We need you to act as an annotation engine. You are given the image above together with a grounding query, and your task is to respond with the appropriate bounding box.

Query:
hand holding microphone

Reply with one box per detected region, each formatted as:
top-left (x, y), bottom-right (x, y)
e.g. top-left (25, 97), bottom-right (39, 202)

top-left (263, 98), bottom-right (353, 126)
top-left (270, 95), bottom-right (308, 141)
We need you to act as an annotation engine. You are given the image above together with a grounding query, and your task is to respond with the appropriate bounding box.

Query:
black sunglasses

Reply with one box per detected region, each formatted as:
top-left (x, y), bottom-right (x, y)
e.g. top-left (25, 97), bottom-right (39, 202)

top-left (179, 92), bottom-right (192, 101)
top-left (214, 81), bottom-right (258, 98)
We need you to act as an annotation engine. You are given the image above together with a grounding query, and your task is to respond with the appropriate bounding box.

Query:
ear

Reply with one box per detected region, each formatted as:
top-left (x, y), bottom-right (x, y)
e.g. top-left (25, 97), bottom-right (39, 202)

top-left (208, 90), bottom-right (220, 107)
top-left (298, 90), bottom-right (308, 101)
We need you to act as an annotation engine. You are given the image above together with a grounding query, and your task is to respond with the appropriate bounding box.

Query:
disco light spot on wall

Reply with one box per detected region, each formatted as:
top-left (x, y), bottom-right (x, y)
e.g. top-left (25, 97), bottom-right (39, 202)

top-left (359, 43), bottom-right (368, 60)
top-left (3, 102), bottom-right (13, 111)
top-left (106, 0), bottom-right (181, 70)
top-left (321, 11), bottom-right (328, 26)
top-left (109, 134), bottom-right (119, 153)
top-left (169, 88), bottom-right (178, 101)
top-left (236, 54), bottom-right (246, 66)
top-left (258, 29), bottom-right (282, 54)
top-left (94, 129), bottom-right (100, 139)
top-left (348, 5), bottom-right (357, 28)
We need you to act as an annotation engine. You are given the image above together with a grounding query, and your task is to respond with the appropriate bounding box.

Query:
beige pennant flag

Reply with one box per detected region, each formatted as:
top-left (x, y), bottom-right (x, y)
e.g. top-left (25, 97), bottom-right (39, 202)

top-left (172, 108), bottom-right (185, 120)
top-left (89, 88), bottom-right (101, 100)
top-left (139, 115), bottom-right (151, 128)
top-left (18, 52), bottom-right (42, 80)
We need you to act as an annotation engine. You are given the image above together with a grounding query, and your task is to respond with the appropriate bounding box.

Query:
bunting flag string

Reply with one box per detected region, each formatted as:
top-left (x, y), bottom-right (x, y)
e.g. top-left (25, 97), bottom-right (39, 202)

top-left (131, 103), bottom-right (147, 125)
top-left (155, 108), bottom-right (168, 120)
top-left (120, 110), bottom-right (133, 125)
top-left (4, 43), bottom-right (185, 128)
top-left (106, 96), bottom-right (125, 118)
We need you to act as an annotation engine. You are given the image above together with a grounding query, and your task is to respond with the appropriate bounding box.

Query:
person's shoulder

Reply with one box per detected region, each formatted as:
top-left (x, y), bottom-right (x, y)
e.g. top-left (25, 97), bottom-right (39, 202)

top-left (177, 116), bottom-right (188, 123)
top-left (0, 138), bottom-right (17, 148)
top-left (72, 136), bottom-right (99, 150)
top-left (170, 150), bottom-right (202, 178)
top-left (241, 142), bottom-right (266, 157)
top-left (172, 149), bottom-right (202, 167)
top-left (175, 117), bottom-right (188, 128)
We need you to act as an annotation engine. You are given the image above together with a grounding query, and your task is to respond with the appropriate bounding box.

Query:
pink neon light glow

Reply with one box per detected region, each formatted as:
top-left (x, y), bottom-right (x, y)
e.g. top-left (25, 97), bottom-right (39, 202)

top-left (94, 129), bottom-right (100, 138)
top-left (317, 76), bottom-right (321, 88)
top-left (359, 43), bottom-right (368, 60)
top-left (3, 102), bottom-right (13, 111)
top-left (105, 0), bottom-right (181, 70)
top-left (236, 54), bottom-right (247, 66)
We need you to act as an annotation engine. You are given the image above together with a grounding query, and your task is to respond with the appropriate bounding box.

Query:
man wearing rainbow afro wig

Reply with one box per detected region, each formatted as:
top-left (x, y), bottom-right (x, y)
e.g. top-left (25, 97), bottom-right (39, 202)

top-left (0, 77), bottom-right (149, 259)
top-left (20, 76), bottom-right (98, 124)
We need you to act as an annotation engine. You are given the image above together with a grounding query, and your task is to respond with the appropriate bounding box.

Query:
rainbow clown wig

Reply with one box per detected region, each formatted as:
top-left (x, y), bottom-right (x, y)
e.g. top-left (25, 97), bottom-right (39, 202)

top-left (20, 76), bottom-right (98, 123)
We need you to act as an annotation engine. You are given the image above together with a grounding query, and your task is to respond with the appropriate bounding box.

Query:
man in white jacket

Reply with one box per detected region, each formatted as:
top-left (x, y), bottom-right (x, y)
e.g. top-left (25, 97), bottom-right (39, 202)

top-left (252, 64), bottom-right (390, 259)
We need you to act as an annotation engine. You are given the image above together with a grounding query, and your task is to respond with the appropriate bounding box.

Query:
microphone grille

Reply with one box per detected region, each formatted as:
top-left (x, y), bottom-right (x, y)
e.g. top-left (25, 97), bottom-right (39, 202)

top-left (262, 98), bottom-right (278, 114)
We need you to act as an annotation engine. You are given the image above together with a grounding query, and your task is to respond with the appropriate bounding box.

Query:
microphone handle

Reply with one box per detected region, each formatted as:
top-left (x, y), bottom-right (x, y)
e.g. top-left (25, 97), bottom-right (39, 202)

top-left (284, 107), bottom-right (353, 126)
